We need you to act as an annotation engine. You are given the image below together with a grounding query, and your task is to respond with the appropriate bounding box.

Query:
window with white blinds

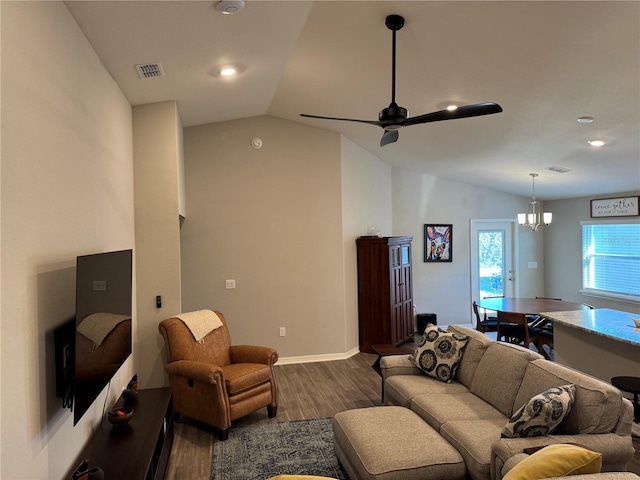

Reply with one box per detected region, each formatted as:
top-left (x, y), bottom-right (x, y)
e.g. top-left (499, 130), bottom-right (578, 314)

top-left (581, 221), bottom-right (640, 300)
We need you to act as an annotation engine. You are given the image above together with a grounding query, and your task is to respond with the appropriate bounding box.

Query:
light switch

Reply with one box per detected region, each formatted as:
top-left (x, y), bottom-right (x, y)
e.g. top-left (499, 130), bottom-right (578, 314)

top-left (225, 279), bottom-right (236, 289)
top-left (528, 262), bottom-right (538, 269)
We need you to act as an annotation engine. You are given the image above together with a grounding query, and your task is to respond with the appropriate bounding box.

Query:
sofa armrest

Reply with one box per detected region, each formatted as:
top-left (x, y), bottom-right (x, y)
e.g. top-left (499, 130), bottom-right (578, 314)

top-left (380, 354), bottom-right (422, 379)
top-left (492, 433), bottom-right (636, 480)
top-left (229, 345), bottom-right (278, 365)
top-left (165, 359), bottom-right (223, 384)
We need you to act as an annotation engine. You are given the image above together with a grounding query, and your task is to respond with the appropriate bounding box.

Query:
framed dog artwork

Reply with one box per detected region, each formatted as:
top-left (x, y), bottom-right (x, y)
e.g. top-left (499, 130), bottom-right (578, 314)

top-left (424, 224), bottom-right (452, 262)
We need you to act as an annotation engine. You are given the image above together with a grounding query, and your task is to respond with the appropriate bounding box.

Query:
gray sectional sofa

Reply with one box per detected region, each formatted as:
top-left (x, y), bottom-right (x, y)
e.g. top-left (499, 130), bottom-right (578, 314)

top-left (380, 325), bottom-right (636, 480)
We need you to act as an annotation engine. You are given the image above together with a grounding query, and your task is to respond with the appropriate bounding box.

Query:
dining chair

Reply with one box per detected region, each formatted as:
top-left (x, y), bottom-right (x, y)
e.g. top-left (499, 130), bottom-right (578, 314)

top-left (496, 311), bottom-right (547, 358)
top-left (472, 301), bottom-right (498, 334)
top-left (536, 328), bottom-right (554, 361)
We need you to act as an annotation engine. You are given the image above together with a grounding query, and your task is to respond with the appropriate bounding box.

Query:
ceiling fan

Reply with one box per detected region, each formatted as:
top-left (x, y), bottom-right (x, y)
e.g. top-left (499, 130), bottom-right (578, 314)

top-left (300, 14), bottom-right (503, 147)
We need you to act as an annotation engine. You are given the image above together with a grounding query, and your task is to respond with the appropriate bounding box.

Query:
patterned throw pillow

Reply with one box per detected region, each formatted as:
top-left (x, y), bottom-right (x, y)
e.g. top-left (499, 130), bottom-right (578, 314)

top-left (409, 323), bottom-right (469, 383)
top-left (501, 384), bottom-right (576, 438)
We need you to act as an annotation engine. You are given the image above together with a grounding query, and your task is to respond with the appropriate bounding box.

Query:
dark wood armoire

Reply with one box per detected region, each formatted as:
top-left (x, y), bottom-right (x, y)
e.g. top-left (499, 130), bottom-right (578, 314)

top-left (356, 236), bottom-right (414, 353)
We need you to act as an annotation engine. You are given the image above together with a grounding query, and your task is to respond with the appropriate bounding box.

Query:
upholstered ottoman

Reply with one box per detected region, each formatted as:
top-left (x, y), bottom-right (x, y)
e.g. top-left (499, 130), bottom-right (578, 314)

top-left (333, 406), bottom-right (467, 480)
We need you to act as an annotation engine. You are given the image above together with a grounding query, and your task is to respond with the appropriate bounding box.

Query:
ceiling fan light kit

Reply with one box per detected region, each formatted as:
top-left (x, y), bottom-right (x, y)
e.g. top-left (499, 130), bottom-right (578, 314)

top-left (300, 14), bottom-right (503, 147)
top-left (518, 173), bottom-right (553, 232)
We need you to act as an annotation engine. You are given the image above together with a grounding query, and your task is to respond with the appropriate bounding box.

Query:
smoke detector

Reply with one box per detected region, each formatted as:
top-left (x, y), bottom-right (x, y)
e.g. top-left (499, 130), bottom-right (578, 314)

top-left (215, 0), bottom-right (245, 14)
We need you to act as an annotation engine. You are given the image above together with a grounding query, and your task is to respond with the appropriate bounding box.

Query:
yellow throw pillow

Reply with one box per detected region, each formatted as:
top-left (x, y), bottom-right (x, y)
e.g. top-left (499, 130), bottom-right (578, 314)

top-left (503, 444), bottom-right (602, 480)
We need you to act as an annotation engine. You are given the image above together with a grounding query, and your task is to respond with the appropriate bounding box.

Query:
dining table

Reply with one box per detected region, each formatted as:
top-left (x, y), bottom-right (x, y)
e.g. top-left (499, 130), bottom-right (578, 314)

top-left (476, 297), bottom-right (590, 316)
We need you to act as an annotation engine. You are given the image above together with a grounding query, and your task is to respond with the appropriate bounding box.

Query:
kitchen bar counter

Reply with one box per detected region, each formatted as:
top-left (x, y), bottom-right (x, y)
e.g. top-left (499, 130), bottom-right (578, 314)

top-left (540, 308), bottom-right (640, 346)
top-left (541, 308), bottom-right (640, 383)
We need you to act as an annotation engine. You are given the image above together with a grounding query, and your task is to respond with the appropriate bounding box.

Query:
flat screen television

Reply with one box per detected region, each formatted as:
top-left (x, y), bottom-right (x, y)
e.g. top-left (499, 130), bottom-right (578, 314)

top-left (56, 249), bottom-right (133, 424)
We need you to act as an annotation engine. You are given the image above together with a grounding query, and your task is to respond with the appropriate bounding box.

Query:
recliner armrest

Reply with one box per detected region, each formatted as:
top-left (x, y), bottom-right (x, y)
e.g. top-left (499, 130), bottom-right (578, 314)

top-left (165, 359), bottom-right (224, 384)
top-left (230, 345), bottom-right (278, 365)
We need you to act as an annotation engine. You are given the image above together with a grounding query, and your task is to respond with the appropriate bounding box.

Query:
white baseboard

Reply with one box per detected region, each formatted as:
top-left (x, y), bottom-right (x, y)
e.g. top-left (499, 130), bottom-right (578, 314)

top-left (276, 346), bottom-right (361, 365)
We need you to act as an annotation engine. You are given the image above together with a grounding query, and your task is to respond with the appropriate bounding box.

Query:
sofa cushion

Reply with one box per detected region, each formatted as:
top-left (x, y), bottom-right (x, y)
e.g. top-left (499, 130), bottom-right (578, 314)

top-left (502, 444), bottom-right (602, 480)
top-left (411, 392), bottom-right (505, 431)
top-left (440, 417), bottom-right (507, 480)
top-left (447, 325), bottom-right (493, 388)
top-left (470, 342), bottom-right (543, 417)
top-left (385, 374), bottom-right (468, 408)
top-left (501, 385), bottom-right (575, 438)
top-left (410, 324), bottom-right (469, 383)
top-left (514, 360), bottom-right (624, 434)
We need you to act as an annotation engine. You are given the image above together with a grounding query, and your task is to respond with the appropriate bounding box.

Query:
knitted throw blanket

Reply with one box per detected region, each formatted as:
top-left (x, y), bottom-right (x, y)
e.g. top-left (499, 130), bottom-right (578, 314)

top-left (77, 312), bottom-right (130, 347)
top-left (175, 309), bottom-right (223, 342)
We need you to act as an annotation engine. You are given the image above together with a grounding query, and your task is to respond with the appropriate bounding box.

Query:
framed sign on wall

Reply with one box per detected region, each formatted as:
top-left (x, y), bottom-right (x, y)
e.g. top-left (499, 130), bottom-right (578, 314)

top-left (590, 196), bottom-right (639, 218)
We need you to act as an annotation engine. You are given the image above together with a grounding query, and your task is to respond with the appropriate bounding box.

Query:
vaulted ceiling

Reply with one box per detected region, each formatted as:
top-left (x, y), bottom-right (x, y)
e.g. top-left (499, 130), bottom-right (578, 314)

top-left (65, 1), bottom-right (640, 200)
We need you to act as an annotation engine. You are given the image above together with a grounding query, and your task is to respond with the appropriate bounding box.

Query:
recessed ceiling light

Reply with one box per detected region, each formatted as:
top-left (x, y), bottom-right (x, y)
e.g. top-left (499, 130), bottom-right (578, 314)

top-left (577, 116), bottom-right (595, 124)
top-left (588, 139), bottom-right (606, 147)
top-left (446, 105), bottom-right (458, 111)
top-left (211, 63), bottom-right (245, 78)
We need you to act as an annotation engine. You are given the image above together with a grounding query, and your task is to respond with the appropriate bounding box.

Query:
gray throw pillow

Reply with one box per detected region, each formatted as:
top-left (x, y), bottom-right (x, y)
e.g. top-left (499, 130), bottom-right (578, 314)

top-left (410, 323), bottom-right (469, 383)
top-left (502, 384), bottom-right (576, 438)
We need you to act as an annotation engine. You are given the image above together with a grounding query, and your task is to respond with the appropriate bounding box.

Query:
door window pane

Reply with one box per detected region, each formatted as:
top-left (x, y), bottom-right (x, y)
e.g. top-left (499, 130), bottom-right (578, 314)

top-left (479, 230), bottom-right (504, 298)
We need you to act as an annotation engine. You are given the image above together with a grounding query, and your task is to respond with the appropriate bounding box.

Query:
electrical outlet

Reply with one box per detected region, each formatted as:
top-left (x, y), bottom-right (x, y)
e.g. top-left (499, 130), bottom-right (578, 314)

top-left (225, 279), bottom-right (236, 289)
top-left (279, 327), bottom-right (286, 337)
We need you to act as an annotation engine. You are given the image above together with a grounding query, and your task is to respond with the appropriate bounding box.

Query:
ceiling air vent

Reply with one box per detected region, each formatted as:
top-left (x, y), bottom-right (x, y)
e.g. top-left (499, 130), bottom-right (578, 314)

top-left (545, 166), bottom-right (572, 174)
top-left (135, 63), bottom-right (164, 79)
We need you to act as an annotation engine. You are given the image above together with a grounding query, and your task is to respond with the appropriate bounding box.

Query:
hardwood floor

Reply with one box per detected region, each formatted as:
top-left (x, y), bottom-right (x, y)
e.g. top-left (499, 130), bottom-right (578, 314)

top-left (165, 352), bottom-right (640, 480)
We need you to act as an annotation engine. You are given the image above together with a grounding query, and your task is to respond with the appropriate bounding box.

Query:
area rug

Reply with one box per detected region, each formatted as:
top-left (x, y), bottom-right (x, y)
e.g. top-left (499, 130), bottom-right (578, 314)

top-left (211, 418), bottom-right (349, 480)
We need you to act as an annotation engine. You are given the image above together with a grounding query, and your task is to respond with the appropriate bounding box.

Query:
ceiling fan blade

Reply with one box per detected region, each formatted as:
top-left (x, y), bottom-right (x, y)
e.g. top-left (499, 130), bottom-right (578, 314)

top-left (300, 113), bottom-right (381, 127)
top-left (404, 102), bottom-right (503, 127)
top-left (380, 129), bottom-right (399, 147)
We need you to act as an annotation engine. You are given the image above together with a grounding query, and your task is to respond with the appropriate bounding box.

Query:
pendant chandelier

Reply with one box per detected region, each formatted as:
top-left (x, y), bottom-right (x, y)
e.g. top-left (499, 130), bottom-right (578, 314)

top-left (517, 173), bottom-right (552, 231)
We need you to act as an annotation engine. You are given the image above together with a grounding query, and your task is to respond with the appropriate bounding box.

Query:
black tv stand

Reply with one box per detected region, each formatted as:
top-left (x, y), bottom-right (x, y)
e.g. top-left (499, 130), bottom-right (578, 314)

top-left (70, 387), bottom-right (174, 480)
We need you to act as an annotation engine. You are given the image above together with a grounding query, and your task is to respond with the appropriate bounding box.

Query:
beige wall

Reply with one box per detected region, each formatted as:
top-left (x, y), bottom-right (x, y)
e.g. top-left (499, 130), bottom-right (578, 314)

top-left (133, 102), bottom-right (184, 388)
top-left (1, 3), bottom-right (135, 478)
top-left (545, 191), bottom-right (640, 313)
top-left (181, 116), bottom-right (346, 357)
top-left (391, 170), bottom-right (544, 325)
top-left (340, 136), bottom-right (393, 353)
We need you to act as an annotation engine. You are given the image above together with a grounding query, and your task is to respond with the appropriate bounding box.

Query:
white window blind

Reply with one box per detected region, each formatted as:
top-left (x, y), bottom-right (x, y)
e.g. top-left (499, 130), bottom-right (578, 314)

top-left (581, 222), bottom-right (640, 299)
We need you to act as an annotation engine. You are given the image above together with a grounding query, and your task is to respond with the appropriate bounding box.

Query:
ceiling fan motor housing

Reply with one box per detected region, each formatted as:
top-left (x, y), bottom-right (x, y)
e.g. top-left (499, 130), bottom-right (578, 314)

top-left (379, 103), bottom-right (407, 129)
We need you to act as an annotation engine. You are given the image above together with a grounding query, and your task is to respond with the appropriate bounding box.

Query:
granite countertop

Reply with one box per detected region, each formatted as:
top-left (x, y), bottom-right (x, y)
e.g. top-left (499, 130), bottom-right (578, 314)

top-left (540, 308), bottom-right (640, 347)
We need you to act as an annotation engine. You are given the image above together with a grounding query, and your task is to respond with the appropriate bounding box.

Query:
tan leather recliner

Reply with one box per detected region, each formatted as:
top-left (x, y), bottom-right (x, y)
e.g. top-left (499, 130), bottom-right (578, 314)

top-left (158, 310), bottom-right (278, 440)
